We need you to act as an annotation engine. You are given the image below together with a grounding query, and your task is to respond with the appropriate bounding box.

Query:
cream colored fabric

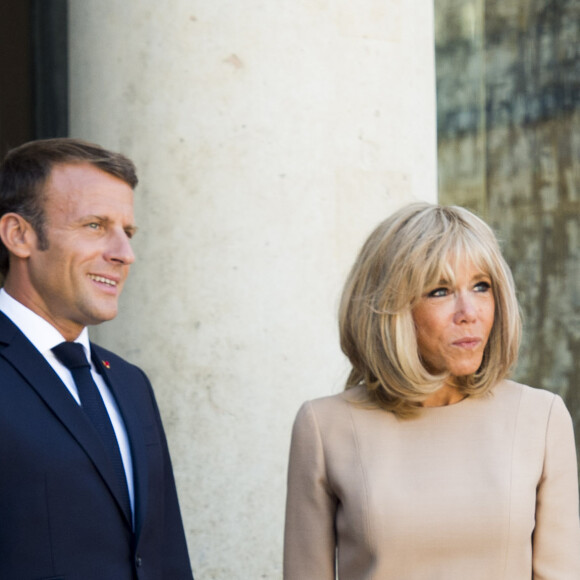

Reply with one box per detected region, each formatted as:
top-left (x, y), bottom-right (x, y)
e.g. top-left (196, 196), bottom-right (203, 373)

top-left (284, 380), bottom-right (580, 579)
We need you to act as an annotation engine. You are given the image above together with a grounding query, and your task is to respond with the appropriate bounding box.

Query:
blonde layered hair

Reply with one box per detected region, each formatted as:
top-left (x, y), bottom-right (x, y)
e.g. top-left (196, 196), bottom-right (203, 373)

top-left (339, 203), bottom-right (521, 418)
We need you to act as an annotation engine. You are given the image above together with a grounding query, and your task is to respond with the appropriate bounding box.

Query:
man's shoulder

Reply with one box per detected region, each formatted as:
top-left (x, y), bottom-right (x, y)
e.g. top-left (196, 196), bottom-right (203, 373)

top-left (0, 310), bottom-right (23, 342)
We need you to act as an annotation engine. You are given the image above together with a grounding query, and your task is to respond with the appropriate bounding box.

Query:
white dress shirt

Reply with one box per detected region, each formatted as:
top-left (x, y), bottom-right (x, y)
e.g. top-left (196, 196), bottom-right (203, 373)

top-left (0, 288), bottom-right (135, 518)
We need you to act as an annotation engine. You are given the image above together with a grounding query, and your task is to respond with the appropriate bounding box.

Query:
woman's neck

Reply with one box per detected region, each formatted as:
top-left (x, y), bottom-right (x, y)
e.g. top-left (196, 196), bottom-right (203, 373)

top-left (422, 384), bottom-right (466, 407)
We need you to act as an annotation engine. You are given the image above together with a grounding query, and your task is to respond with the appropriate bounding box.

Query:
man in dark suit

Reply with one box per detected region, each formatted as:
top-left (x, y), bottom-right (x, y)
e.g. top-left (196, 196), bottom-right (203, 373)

top-left (0, 138), bottom-right (195, 579)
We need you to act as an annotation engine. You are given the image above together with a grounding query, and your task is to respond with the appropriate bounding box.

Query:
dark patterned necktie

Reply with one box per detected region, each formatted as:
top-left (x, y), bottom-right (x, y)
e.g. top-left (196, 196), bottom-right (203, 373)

top-left (52, 341), bottom-right (131, 519)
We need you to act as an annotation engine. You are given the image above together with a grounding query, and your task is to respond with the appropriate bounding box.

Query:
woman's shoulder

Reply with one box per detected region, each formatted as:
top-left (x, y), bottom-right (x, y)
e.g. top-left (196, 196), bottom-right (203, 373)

top-left (296, 386), bottom-right (361, 415)
top-left (492, 379), bottom-right (570, 424)
top-left (494, 379), bottom-right (559, 403)
top-left (292, 385), bottom-right (373, 430)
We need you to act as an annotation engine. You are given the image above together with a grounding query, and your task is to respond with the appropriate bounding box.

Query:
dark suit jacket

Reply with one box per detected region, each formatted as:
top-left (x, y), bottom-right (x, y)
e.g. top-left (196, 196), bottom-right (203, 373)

top-left (0, 312), bottom-right (194, 580)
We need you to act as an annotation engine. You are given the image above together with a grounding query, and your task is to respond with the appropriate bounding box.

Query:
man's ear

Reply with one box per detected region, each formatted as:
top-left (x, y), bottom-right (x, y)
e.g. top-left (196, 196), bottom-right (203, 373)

top-left (0, 213), bottom-right (37, 259)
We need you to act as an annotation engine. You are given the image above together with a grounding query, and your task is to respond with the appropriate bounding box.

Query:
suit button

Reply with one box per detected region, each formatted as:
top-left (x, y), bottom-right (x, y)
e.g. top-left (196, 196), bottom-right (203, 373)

top-left (135, 555), bottom-right (143, 567)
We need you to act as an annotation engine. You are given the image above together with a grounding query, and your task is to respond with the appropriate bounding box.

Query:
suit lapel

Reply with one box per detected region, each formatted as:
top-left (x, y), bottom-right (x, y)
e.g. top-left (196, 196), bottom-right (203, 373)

top-left (0, 313), bottom-right (132, 526)
top-left (93, 345), bottom-right (149, 537)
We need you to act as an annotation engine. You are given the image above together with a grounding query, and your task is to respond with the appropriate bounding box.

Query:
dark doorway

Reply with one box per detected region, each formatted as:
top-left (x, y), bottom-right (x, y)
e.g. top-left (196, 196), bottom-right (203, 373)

top-left (0, 0), bottom-right (68, 157)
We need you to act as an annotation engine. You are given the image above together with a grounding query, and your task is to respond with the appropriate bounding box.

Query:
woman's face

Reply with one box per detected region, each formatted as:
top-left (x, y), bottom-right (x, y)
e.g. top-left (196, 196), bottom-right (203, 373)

top-left (412, 258), bottom-right (495, 379)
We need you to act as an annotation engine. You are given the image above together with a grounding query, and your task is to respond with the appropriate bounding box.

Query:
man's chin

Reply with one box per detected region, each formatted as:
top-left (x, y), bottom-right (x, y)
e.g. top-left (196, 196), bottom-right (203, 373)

top-left (85, 305), bottom-right (120, 326)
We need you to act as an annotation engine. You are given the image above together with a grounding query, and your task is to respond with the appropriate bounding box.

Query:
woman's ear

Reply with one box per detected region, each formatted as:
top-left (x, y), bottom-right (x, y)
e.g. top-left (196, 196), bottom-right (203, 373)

top-left (0, 213), bottom-right (37, 259)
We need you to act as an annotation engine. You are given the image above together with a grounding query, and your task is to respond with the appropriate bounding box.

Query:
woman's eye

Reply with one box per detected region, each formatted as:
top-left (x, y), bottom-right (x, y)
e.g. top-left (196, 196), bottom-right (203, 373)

top-left (474, 281), bottom-right (491, 292)
top-left (428, 287), bottom-right (449, 298)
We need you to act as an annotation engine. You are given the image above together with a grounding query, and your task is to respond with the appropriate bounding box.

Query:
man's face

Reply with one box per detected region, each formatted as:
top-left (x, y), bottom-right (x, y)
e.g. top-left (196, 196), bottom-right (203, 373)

top-left (19, 162), bottom-right (136, 340)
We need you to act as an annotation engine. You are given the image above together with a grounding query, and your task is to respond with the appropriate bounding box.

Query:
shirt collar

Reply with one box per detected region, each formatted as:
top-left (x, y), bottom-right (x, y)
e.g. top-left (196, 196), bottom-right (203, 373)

top-left (0, 288), bottom-right (91, 358)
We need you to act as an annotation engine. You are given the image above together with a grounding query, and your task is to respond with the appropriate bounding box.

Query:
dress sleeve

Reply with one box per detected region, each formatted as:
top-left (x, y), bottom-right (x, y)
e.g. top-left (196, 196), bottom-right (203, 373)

top-left (283, 401), bottom-right (337, 580)
top-left (533, 394), bottom-right (580, 579)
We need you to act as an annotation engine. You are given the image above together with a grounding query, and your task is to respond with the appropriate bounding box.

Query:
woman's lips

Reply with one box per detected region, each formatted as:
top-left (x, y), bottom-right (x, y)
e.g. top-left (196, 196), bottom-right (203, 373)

top-left (452, 337), bottom-right (481, 349)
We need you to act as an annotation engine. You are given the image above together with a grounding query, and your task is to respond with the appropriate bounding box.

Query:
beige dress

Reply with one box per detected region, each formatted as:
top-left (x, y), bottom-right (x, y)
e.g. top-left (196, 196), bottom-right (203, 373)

top-left (283, 380), bottom-right (580, 579)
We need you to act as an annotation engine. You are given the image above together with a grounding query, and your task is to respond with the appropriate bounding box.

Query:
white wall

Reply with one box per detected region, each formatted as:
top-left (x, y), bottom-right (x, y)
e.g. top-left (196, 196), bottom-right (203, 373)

top-left (69, 1), bottom-right (437, 577)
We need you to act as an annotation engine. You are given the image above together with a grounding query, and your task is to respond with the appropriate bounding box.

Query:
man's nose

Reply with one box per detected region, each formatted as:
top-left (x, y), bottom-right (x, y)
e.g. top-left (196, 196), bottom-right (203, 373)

top-left (105, 229), bottom-right (135, 265)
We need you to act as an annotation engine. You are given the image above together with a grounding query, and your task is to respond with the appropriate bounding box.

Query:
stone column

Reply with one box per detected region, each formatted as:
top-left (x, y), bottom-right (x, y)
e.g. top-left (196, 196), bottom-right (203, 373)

top-left (69, 1), bottom-right (437, 577)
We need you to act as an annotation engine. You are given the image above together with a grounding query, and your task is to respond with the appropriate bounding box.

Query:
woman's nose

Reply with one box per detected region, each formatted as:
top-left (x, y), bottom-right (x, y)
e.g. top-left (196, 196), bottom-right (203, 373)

top-left (454, 292), bottom-right (477, 323)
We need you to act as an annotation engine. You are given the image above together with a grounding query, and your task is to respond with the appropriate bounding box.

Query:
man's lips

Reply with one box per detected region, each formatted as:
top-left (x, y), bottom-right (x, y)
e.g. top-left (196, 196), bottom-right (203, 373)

top-left (88, 274), bottom-right (119, 287)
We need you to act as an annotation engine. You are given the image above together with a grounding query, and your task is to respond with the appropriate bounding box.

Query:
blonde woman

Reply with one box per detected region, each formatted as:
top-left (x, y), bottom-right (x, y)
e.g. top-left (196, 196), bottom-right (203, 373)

top-left (284, 203), bottom-right (580, 579)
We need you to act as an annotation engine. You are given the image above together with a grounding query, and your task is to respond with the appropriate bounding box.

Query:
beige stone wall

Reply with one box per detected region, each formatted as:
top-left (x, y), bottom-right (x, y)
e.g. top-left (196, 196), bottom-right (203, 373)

top-left (69, 1), bottom-right (437, 577)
